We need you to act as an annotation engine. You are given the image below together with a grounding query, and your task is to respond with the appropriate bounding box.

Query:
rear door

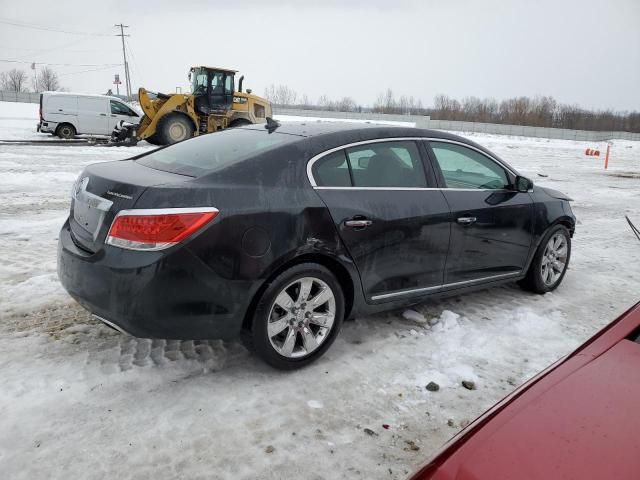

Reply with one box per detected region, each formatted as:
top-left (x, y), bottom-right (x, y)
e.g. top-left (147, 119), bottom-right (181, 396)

top-left (77, 97), bottom-right (109, 134)
top-left (426, 140), bottom-right (534, 285)
top-left (45, 94), bottom-right (78, 124)
top-left (310, 139), bottom-right (451, 302)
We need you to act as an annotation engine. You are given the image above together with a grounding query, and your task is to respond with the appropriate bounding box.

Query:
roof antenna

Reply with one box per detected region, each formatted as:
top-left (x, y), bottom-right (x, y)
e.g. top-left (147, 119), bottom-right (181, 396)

top-left (265, 117), bottom-right (280, 133)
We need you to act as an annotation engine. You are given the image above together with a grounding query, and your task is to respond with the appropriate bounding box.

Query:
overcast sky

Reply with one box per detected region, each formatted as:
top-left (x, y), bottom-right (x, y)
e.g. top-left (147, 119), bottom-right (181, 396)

top-left (1, 0), bottom-right (639, 110)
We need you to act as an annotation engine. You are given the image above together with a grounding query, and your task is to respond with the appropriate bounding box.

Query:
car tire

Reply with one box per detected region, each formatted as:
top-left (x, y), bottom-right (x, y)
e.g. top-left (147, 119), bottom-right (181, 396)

top-left (56, 123), bottom-right (76, 139)
top-left (519, 224), bottom-right (571, 294)
top-left (244, 263), bottom-right (345, 370)
top-left (156, 113), bottom-right (194, 145)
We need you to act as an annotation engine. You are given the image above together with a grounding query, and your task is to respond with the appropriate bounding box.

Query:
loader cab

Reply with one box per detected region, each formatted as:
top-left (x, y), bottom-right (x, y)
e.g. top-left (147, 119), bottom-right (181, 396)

top-left (190, 66), bottom-right (235, 114)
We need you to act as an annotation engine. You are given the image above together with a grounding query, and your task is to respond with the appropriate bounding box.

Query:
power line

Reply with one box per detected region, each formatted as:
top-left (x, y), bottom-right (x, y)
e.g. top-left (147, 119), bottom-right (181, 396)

top-left (8, 27), bottom-right (115, 62)
top-left (58, 65), bottom-right (120, 77)
top-left (0, 59), bottom-right (121, 67)
top-left (0, 17), bottom-right (112, 36)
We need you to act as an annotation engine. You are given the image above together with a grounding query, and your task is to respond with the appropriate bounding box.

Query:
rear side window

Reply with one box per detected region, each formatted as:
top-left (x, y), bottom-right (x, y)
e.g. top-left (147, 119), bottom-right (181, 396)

top-left (346, 141), bottom-right (426, 188)
top-left (312, 150), bottom-right (351, 187)
top-left (430, 142), bottom-right (509, 190)
top-left (136, 128), bottom-right (301, 176)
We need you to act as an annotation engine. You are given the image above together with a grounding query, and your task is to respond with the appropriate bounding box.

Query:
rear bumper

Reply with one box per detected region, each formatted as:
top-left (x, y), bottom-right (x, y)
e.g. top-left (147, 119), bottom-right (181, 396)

top-left (38, 121), bottom-right (57, 133)
top-left (57, 219), bottom-right (254, 340)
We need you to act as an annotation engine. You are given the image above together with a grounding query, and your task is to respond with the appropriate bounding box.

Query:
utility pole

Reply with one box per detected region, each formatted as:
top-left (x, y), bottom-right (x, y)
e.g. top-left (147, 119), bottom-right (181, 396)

top-left (114, 24), bottom-right (132, 101)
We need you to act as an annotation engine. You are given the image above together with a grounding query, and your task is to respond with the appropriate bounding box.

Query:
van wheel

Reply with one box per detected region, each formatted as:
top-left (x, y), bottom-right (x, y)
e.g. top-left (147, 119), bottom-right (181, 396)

top-left (156, 113), bottom-right (194, 145)
top-left (243, 263), bottom-right (345, 370)
top-left (56, 123), bottom-right (76, 139)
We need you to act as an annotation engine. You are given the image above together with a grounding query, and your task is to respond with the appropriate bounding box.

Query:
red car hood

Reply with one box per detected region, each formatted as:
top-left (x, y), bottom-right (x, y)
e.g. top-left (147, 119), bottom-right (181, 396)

top-left (455, 341), bottom-right (640, 479)
top-left (412, 303), bottom-right (640, 480)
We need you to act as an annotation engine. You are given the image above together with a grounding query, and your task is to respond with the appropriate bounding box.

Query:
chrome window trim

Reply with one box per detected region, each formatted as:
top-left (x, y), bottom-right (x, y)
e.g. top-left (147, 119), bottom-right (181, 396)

top-left (314, 186), bottom-right (510, 192)
top-left (370, 271), bottom-right (521, 301)
top-left (306, 137), bottom-right (517, 188)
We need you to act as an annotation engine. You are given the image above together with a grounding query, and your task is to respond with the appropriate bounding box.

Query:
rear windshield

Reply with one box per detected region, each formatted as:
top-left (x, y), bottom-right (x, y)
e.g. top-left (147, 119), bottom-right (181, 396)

top-left (136, 128), bottom-right (302, 176)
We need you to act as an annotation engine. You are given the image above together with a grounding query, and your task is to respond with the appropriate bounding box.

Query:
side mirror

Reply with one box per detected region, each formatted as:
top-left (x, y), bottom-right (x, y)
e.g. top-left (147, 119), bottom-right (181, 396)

top-left (188, 72), bottom-right (192, 81)
top-left (515, 175), bottom-right (533, 192)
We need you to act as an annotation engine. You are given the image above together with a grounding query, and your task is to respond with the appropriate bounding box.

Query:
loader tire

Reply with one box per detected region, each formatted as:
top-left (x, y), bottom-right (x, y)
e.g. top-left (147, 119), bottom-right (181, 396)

top-left (144, 134), bottom-right (163, 146)
top-left (156, 113), bottom-right (194, 145)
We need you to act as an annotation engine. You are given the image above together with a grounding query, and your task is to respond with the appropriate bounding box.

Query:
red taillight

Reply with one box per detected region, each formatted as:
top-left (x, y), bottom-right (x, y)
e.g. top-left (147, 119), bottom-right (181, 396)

top-left (106, 207), bottom-right (218, 251)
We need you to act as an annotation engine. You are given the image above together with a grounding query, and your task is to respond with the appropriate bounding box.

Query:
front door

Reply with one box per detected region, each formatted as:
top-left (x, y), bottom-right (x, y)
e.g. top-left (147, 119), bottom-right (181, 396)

top-left (310, 140), bottom-right (451, 302)
top-left (427, 140), bottom-right (534, 285)
top-left (108, 100), bottom-right (140, 132)
top-left (209, 71), bottom-right (233, 110)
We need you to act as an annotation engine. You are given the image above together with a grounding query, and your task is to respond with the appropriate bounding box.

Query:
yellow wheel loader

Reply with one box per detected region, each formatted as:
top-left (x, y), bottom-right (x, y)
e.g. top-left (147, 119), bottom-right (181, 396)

top-left (113, 66), bottom-right (272, 146)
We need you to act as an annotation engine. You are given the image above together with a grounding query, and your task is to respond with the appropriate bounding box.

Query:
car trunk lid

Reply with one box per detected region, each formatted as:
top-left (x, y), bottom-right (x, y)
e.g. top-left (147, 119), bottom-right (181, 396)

top-left (70, 159), bottom-right (192, 253)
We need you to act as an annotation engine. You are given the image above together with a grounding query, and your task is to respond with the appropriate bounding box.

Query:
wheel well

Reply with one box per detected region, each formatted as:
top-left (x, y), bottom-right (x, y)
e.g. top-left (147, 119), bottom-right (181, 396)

top-left (556, 218), bottom-right (575, 237)
top-left (241, 253), bottom-right (355, 331)
top-left (229, 118), bottom-right (252, 128)
top-left (56, 122), bottom-right (76, 133)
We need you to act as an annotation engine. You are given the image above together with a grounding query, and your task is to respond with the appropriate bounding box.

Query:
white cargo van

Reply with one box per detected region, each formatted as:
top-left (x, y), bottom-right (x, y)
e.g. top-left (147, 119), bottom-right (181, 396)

top-left (38, 92), bottom-right (141, 139)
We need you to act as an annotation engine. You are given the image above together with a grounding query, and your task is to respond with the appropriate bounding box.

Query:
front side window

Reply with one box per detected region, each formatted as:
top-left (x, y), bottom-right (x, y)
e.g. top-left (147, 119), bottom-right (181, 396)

top-left (346, 141), bottom-right (426, 188)
top-left (110, 100), bottom-right (137, 116)
top-left (191, 70), bottom-right (208, 94)
top-left (430, 142), bottom-right (509, 190)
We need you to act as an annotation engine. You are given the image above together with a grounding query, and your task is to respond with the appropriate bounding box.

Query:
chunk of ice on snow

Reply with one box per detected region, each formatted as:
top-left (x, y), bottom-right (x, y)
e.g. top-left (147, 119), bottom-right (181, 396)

top-left (402, 309), bottom-right (427, 323)
top-left (307, 400), bottom-right (324, 409)
top-left (431, 310), bottom-right (461, 331)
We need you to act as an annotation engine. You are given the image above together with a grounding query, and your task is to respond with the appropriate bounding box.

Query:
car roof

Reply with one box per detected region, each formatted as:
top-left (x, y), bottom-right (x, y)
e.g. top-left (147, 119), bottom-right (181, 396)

top-left (251, 120), bottom-right (486, 143)
top-left (242, 121), bottom-right (505, 163)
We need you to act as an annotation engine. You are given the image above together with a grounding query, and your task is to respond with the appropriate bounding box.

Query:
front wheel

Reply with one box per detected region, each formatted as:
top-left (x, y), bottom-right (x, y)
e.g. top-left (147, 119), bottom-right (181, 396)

top-left (156, 113), bottom-right (194, 145)
top-left (245, 263), bottom-right (345, 370)
top-left (520, 225), bottom-right (571, 293)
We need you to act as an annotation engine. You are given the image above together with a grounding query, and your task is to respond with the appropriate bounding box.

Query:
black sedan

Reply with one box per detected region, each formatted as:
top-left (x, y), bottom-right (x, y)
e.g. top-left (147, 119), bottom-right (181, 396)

top-left (58, 121), bottom-right (575, 369)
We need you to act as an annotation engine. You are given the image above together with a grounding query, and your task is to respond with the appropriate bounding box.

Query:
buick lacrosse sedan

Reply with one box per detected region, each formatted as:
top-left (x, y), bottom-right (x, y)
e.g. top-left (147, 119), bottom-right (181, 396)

top-left (58, 121), bottom-right (575, 369)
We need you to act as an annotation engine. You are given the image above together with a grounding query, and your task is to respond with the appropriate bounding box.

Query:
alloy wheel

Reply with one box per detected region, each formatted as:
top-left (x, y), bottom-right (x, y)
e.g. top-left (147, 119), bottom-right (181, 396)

top-left (267, 277), bottom-right (336, 358)
top-left (540, 232), bottom-right (568, 286)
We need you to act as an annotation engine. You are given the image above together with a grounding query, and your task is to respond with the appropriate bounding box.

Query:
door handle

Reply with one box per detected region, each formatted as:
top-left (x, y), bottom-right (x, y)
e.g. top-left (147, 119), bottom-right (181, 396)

top-left (344, 219), bottom-right (372, 228)
top-left (457, 216), bottom-right (477, 225)
top-left (100, 113), bottom-right (107, 116)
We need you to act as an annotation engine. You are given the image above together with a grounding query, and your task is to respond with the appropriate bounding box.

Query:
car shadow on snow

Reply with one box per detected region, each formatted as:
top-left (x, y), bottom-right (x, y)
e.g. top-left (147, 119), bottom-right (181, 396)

top-left (3, 282), bottom-right (549, 376)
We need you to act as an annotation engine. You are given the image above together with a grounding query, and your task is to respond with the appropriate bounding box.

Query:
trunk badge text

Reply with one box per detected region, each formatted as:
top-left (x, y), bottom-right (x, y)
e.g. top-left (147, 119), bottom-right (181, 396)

top-left (106, 191), bottom-right (133, 200)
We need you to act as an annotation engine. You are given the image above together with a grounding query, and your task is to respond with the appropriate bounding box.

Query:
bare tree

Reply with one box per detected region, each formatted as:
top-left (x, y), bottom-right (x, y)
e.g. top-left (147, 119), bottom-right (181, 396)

top-left (36, 66), bottom-right (61, 91)
top-left (0, 69), bottom-right (29, 92)
top-left (264, 84), bottom-right (298, 105)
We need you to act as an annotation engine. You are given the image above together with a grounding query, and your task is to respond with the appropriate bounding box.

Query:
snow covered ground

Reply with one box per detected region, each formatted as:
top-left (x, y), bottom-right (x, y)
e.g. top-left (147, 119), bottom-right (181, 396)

top-left (0, 101), bottom-right (639, 479)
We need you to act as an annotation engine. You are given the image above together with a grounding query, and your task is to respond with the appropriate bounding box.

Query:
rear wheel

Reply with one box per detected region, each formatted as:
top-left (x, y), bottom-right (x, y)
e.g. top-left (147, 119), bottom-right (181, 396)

top-left (520, 225), bottom-right (571, 293)
top-left (156, 113), bottom-right (194, 145)
top-left (244, 263), bottom-right (345, 370)
top-left (56, 123), bottom-right (76, 139)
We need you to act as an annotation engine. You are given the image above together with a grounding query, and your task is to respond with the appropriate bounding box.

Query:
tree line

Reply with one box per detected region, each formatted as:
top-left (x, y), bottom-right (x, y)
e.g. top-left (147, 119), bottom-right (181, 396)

top-left (0, 66), bottom-right (62, 93)
top-left (264, 84), bottom-right (640, 133)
